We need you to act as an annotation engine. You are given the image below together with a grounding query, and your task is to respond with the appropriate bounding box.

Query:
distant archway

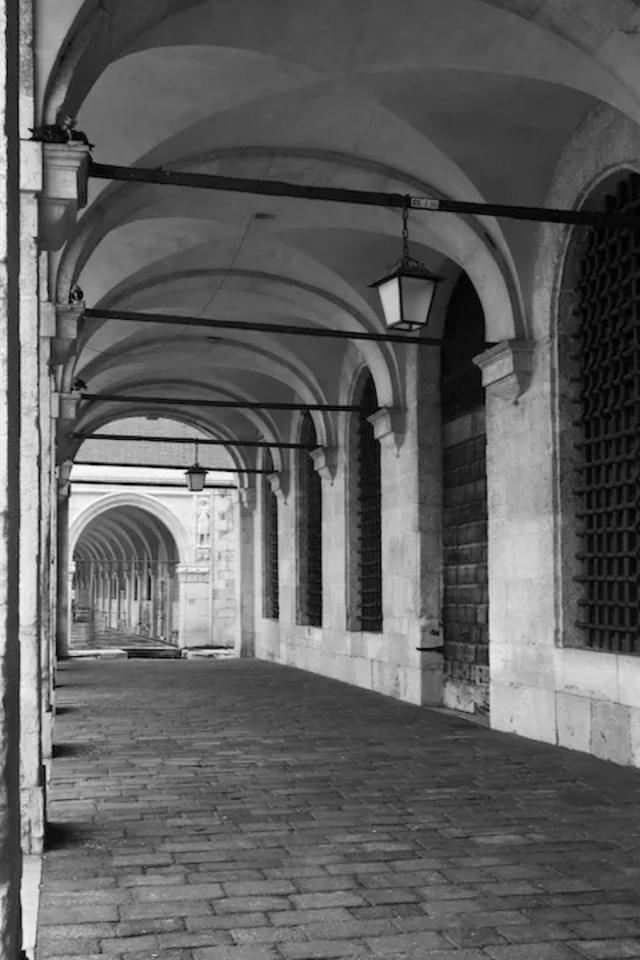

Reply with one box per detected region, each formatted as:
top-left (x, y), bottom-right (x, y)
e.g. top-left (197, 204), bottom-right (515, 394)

top-left (71, 496), bottom-right (186, 646)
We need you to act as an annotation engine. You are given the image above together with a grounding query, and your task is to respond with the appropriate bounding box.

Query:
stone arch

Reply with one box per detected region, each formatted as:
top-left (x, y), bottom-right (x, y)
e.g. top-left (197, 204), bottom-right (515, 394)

top-left (70, 491), bottom-right (189, 561)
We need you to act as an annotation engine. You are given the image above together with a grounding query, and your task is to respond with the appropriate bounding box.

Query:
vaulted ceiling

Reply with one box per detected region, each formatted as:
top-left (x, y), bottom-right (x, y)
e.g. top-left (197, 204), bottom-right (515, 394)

top-left (38, 0), bottom-right (640, 478)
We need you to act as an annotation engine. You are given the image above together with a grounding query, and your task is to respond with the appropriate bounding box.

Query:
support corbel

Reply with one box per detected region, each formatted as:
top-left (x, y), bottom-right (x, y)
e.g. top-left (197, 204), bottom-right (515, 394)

top-left (39, 142), bottom-right (90, 251)
top-left (51, 300), bottom-right (83, 368)
top-left (310, 446), bottom-right (338, 484)
top-left (473, 339), bottom-right (535, 403)
top-left (268, 471), bottom-right (288, 504)
top-left (237, 487), bottom-right (256, 511)
top-left (368, 407), bottom-right (406, 454)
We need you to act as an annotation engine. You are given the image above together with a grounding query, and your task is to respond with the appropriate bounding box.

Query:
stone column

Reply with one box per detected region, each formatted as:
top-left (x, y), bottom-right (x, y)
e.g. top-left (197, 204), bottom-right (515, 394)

top-left (177, 565), bottom-right (211, 647)
top-left (19, 137), bottom-right (45, 856)
top-left (233, 488), bottom-right (256, 658)
top-left (473, 340), bottom-right (556, 741)
top-left (0, 0), bottom-right (25, 956)
top-left (210, 491), bottom-right (236, 648)
top-left (55, 491), bottom-right (71, 659)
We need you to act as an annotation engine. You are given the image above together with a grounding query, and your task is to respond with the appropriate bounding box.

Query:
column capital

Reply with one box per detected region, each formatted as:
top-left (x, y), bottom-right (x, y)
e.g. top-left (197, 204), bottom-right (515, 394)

top-left (233, 487), bottom-right (256, 511)
top-left (367, 407), bottom-right (406, 453)
top-left (473, 339), bottom-right (535, 403)
top-left (40, 142), bottom-right (90, 251)
top-left (50, 301), bottom-right (83, 367)
top-left (268, 471), bottom-right (288, 504)
top-left (310, 446), bottom-right (338, 484)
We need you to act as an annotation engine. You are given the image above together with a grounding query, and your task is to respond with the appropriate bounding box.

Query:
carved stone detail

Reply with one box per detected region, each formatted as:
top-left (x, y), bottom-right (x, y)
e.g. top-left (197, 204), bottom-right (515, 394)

top-left (51, 302), bottom-right (84, 367)
top-left (473, 339), bottom-right (535, 403)
top-left (268, 471), bottom-right (288, 503)
top-left (310, 446), bottom-right (338, 483)
top-left (40, 142), bottom-right (90, 251)
top-left (367, 407), bottom-right (406, 453)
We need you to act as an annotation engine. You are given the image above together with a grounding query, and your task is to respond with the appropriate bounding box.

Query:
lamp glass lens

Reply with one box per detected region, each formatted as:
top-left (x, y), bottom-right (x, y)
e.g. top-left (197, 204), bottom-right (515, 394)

top-left (376, 274), bottom-right (402, 329)
top-left (399, 274), bottom-right (436, 330)
top-left (186, 468), bottom-right (206, 492)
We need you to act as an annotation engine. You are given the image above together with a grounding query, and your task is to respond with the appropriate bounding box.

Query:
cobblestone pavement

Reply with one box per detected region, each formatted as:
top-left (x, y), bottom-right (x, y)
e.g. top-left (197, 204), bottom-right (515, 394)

top-left (36, 659), bottom-right (640, 960)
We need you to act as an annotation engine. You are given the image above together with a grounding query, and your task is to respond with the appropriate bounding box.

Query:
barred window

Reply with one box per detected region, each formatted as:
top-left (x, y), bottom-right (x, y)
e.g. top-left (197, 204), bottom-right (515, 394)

top-left (572, 172), bottom-right (640, 654)
top-left (353, 373), bottom-right (382, 632)
top-left (263, 452), bottom-right (279, 620)
top-left (298, 413), bottom-right (322, 626)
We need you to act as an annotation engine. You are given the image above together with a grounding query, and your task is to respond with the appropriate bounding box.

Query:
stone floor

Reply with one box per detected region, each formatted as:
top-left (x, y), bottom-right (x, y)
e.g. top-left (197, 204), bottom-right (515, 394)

top-left (36, 659), bottom-right (640, 960)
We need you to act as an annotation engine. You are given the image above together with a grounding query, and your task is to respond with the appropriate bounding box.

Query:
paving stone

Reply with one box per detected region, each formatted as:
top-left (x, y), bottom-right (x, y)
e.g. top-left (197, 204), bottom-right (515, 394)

top-left (36, 660), bottom-right (640, 960)
top-left (366, 931), bottom-right (451, 953)
top-left (570, 940), bottom-right (640, 958)
top-left (279, 940), bottom-right (371, 958)
top-left (484, 945), bottom-right (584, 959)
top-left (193, 947), bottom-right (280, 960)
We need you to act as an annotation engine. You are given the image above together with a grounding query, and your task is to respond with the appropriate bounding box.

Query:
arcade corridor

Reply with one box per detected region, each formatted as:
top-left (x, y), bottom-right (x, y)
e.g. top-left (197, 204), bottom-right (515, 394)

top-left (36, 658), bottom-right (640, 960)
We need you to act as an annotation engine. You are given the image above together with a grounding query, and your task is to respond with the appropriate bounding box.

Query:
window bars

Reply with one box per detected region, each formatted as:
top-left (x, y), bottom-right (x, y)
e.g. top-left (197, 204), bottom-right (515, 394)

top-left (573, 172), bottom-right (640, 654)
top-left (299, 413), bottom-right (323, 626)
top-left (356, 375), bottom-right (383, 632)
top-left (263, 452), bottom-right (280, 620)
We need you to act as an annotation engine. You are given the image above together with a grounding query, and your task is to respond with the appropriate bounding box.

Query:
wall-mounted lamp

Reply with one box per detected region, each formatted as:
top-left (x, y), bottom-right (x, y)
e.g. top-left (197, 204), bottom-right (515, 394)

top-left (370, 205), bottom-right (443, 333)
top-left (185, 440), bottom-right (207, 492)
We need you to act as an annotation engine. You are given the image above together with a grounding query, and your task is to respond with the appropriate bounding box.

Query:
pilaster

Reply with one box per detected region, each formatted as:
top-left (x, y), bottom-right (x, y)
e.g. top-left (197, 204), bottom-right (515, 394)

top-left (233, 488), bottom-right (256, 657)
top-left (474, 338), bottom-right (558, 743)
top-left (19, 120), bottom-right (45, 857)
top-left (0, 0), bottom-right (26, 953)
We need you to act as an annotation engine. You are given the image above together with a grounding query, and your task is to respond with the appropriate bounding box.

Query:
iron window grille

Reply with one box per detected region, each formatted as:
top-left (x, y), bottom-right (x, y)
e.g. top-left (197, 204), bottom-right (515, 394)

top-left (263, 453), bottom-right (280, 620)
top-left (298, 413), bottom-right (322, 626)
top-left (572, 172), bottom-right (640, 654)
top-left (355, 374), bottom-right (382, 632)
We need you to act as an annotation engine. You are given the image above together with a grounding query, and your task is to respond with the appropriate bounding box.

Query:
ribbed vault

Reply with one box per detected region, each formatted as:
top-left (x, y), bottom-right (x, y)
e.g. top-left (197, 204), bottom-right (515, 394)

top-left (37, 0), bottom-right (640, 450)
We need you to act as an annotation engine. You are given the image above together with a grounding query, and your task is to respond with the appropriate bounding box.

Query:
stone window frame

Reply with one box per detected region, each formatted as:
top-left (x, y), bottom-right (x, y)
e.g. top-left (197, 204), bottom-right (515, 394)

top-left (296, 411), bottom-right (323, 627)
top-left (345, 366), bottom-right (383, 633)
top-left (554, 165), bottom-right (640, 653)
top-left (261, 449), bottom-right (280, 621)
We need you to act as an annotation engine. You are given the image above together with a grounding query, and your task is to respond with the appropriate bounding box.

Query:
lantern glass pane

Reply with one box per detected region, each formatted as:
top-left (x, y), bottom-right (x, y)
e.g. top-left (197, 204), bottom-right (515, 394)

top-left (399, 274), bottom-right (436, 330)
top-left (376, 275), bottom-right (401, 329)
top-left (186, 469), bottom-right (206, 492)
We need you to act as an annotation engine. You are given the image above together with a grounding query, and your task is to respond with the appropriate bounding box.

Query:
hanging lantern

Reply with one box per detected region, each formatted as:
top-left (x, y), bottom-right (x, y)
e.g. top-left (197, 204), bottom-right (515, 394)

top-left (185, 440), bottom-right (207, 492)
top-left (370, 205), bottom-right (443, 332)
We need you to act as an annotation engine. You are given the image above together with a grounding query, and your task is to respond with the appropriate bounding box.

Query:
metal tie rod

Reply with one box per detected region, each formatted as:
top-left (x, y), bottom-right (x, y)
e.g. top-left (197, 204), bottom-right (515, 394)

top-left (84, 307), bottom-right (443, 346)
top-left (80, 393), bottom-right (361, 412)
top-left (74, 460), bottom-right (270, 473)
top-left (89, 161), bottom-right (640, 229)
top-left (70, 478), bottom-right (236, 489)
top-left (70, 432), bottom-right (312, 449)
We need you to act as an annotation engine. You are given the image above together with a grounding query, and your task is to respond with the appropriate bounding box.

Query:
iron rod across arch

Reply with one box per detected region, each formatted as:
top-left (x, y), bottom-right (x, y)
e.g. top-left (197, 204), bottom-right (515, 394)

top-left (70, 479), bottom-right (236, 489)
top-left (89, 161), bottom-right (640, 230)
top-left (83, 307), bottom-right (444, 346)
top-left (80, 393), bottom-right (361, 412)
top-left (74, 460), bottom-right (270, 473)
top-left (70, 432), bottom-right (313, 449)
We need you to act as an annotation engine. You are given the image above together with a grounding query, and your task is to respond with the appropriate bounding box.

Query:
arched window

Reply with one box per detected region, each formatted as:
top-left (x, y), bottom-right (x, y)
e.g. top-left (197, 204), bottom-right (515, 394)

top-left (563, 171), bottom-right (640, 654)
top-left (298, 412), bottom-right (322, 626)
top-left (263, 451), bottom-right (279, 620)
top-left (352, 372), bottom-right (382, 632)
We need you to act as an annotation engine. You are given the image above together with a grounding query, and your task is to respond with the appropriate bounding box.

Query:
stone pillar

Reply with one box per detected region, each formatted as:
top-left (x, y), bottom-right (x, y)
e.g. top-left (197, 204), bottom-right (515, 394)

top-left (0, 0), bottom-right (25, 956)
top-left (19, 136), bottom-right (45, 856)
top-left (473, 340), bottom-right (556, 741)
top-left (177, 565), bottom-right (211, 647)
top-left (211, 491), bottom-right (236, 648)
top-left (55, 491), bottom-right (71, 659)
top-left (233, 489), bottom-right (256, 657)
